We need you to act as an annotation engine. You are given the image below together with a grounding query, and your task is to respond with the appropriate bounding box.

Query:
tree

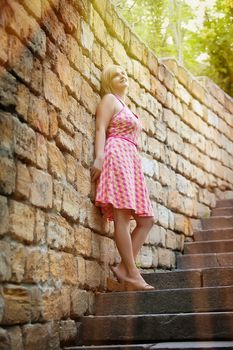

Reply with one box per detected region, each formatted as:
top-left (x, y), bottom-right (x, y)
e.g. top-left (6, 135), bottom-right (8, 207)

top-left (198, 0), bottom-right (233, 96)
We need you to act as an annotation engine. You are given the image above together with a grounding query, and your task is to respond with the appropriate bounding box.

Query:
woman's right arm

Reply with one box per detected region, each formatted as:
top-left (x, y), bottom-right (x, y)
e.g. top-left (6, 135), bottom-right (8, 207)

top-left (91, 94), bottom-right (115, 182)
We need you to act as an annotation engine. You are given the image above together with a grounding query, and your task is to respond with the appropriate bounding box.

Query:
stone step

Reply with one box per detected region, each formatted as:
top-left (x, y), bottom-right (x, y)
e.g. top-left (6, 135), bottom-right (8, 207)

top-left (64, 341), bottom-right (233, 349)
top-left (194, 228), bottom-right (233, 242)
top-left (184, 240), bottom-right (233, 254)
top-left (151, 341), bottom-right (233, 349)
top-left (80, 312), bottom-right (233, 344)
top-left (211, 207), bottom-right (233, 217)
top-left (142, 267), bottom-right (233, 289)
top-left (177, 252), bottom-right (233, 269)
top-left (216, 199), bottom-right (233, 208)
top-left (94, 286), bottom-right (233, 316)
top-left (201, 216), bottom-right (233, 230)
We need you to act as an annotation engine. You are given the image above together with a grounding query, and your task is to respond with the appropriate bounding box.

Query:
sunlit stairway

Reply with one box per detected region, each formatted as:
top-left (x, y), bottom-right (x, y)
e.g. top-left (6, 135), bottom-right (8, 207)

top-left (64, 199), bottom-right (233, 350)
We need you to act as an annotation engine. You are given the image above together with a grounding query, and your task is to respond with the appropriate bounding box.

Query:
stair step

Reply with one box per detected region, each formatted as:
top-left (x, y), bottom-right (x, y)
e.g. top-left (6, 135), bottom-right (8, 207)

top-left (201, 216), bottom-right (233, 230)
top-left (142, 267), bottom-right (233, 289)
top-left (64, 341), bottom-right (233, 349)
top-left (184, 240), bottom-right (233, 254)
top-left (94, 286), bottom-right (233, 316)
top-left (80, 312), bottom-right (233, 343)
top-left (216, 199), bottom-right (233, 208)
top-left (177, 252), bottom-right (233, 269)
top-left (151, 341), bottom-right (233, 349)
top-left (194, 228), bottom-right (233, 242)
top-left (211, 207), bottom-right (233, 216)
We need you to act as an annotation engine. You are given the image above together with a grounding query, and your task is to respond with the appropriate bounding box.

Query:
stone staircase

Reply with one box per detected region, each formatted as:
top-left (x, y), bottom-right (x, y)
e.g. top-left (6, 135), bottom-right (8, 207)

top-left (64, 199), bottom-right (233, 350)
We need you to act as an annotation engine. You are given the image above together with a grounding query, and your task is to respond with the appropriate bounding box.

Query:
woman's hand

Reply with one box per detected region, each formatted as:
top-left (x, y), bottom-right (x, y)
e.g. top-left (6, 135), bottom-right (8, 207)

top-left (91, 156), bottom-right (104, 182)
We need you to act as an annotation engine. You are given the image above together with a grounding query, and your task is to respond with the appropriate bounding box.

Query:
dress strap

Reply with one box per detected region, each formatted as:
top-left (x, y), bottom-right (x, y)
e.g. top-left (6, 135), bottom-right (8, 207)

top-left (113, 94), bottom-right (126, 107)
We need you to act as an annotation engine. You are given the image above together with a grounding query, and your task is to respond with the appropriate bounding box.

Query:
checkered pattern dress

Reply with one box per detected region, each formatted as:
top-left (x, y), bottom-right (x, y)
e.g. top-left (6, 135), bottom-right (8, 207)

top-left (95, 94), bottom-right (154, 221)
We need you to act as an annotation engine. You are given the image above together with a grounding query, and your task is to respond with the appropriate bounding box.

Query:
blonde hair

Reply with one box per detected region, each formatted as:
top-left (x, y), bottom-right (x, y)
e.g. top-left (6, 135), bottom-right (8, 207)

top-left (101, 64), bottom-right (127, 95)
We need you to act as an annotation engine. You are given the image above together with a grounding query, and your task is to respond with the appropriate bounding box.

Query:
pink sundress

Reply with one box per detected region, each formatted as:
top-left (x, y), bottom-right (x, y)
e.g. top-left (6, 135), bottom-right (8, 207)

top-left (95, 94), bottom-right (154, 221)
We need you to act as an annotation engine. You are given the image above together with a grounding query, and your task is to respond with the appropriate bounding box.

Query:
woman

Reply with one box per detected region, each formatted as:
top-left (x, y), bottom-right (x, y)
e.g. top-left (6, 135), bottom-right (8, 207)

top-left (91, 64), bottom-right (155, 291)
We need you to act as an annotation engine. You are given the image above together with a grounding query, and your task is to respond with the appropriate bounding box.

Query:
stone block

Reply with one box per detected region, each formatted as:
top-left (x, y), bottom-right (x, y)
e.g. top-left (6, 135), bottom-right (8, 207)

top-left (0, 156), bottom-right (16, 196)
top-left (71, 288), bottom-right (89, 317)
top-left (0, 112), bottom-right (13, 156)
top-left (60, 286), bottom-right (71, 319)
top-left (80, 79), bottom-right (99, 116)
top-left (41, 289), bottom-right (62, 321)
top-left (151, 76), bottom-right (167, 105)
top-left (16, 84), bottom-right (30, 121)
top-left (29, 167), bottom-right (52, 208)
top-left (90, 7), bottom-right (107, 45)
top-left (10, 243), bottom-right (26, 283)
top-left (80, 19), bottom-right (94, 54)
top-left (2, 284), bottom-right (31, 324)
top-left (157, 204), bottom-right (169, 229)
top-left (174, 213), bottom-right (192, 236)
top-left (91, 232), bottom-right (101, 260)
top-left (62, 183), bottom-right (80, 221)
top-left (0, 26), bottom-right (8, 64)
top-left (55, 50), bottom-right (73, 92)
top-left (0, 328), bottom-right (10, 350)
top-left (66, 34), bottom-right (83, 72)
top-left (166, 230), bottom-right (177, 250)
top-left (43, 65), bottom-right (63, 111)
top-left (77, 255), bottom-right (86, 286)
top-left (24, 248), bottom-right (49, 283)
top-left (28, 95), bottom-right (49, 135)
top-left (31, 57), bottom-right (43, 95)
top-left (49, 250), bottom-right (62, 282)
top-left (0, 67), bottom-right (17, 108)
top-left (59, 319), bottom-right (77, 345)
top-left (22, 0), bottom-right (41, 19)
top-left (52, 180), bottom-right (63, 212)
top-left (99, 236), bottom-right (115, 265)
top-left (8, 35), bottom-right (33, 84)
top-left (76, 163), bottom-right (91, 196)
top-left (0, 241), bottom-right (11, 281)
top-left (47, 213), bottom-right (74, 252)
top-left (129, 32), bottom-right (143, 61)
top-left (36, 132), bottom-right (47, 170)
top-left (158, 247), bottom-right (175, 269)
top-left (85, 260), bottom-right (101, 289)
top-left (22, 323), bottom-right (49, 350)
top-left (47, 141), bottom-right (66, 179)
top-left (15, 160), bottom-right (31, 199)
top-left (66, 154), bottom-right (77, 185)
top-left (42, 2), bottom-right (66, 48)
top-left (13, 117), bottom-right (36, 164)
top-left (9, 200), bottom-right (35, 243)
top-left (140, 246), bottom-right (153, 268)
top-left (58, 0), bottom-right (80, 33)
top-left (55, 128), bottom-right (75, 154)
top-left (0, 195), bottom-right (9, 236)
top-left (74, 225), bottom-right (92, 257)
top-left (8, 326), bottom-right (24, 350)
top-left (61, 253), bottom-right (78, 285)
top-left (147, 51), bottom-right (158, 76)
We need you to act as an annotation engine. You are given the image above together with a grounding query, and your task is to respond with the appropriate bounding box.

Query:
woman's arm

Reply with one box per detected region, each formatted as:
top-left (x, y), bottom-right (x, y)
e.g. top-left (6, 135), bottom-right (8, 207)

top-left (91, 94), bottom-right (115, 182)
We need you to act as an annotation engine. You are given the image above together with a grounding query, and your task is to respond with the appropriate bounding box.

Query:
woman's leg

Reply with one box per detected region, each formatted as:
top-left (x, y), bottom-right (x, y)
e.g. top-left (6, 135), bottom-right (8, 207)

top-left (113, 214), bottom-right (154, 280)
top-left (113, 208), bottom-right (150, 285)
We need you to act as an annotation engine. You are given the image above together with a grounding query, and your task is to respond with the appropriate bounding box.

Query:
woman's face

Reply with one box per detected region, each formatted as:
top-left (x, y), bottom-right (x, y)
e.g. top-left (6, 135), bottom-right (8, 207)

top-left (110, 67), bottom-right (129, 93)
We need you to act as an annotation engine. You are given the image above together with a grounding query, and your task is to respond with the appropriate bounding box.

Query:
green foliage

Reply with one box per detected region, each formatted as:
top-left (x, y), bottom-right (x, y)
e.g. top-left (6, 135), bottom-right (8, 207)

top-left (198, 0), bottom-right (233, 96)
top-left (112, 0), bottom-right (233, 97)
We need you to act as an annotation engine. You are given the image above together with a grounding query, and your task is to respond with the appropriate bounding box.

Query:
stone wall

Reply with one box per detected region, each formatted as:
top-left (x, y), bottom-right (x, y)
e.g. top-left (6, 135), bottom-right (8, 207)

top-left (0, 0), bottom-right (233, 348)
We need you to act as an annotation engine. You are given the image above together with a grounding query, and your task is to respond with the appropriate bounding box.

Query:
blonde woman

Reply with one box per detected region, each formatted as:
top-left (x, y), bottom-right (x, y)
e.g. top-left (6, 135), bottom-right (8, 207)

top-left (91, 64), bottom-right (155, 291)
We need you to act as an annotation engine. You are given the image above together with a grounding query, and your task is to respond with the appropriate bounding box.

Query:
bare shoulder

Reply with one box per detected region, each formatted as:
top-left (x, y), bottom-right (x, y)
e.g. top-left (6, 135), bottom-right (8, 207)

top-left (99, 93), bottom-right (116, 108)
top-left (96, 93), bottom-right (116, 116)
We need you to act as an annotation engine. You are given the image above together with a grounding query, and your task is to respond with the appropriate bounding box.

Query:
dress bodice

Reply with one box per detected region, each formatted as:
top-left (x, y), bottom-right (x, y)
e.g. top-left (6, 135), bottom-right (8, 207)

top-left (106, 96), bottom-right (142, 147)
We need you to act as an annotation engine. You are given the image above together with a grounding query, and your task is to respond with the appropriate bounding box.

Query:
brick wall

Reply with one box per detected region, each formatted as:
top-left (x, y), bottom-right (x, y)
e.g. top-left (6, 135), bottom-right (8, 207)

top-left (0, 0), bottom-right (233, 348)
